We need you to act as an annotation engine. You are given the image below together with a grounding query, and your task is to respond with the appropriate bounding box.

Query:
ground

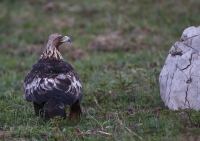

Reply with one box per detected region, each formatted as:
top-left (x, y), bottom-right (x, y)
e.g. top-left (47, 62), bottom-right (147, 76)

top-left (0, 0), bottom-right (200, 140)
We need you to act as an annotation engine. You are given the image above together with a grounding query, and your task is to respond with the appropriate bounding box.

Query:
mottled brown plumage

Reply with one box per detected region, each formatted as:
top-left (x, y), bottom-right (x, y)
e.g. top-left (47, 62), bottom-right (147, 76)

top-left (24, 33), bottom-right (82, 120)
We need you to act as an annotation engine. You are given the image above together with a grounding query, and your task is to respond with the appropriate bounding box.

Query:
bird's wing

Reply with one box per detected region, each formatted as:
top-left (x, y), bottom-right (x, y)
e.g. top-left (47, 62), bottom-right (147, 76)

top-left (24, 62), bottom-right (82, 105)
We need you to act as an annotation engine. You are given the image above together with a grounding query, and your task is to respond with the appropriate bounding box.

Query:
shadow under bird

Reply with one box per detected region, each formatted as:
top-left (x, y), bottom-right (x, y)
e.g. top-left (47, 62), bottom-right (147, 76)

top-left (23, 33), bottom-right (82, 120)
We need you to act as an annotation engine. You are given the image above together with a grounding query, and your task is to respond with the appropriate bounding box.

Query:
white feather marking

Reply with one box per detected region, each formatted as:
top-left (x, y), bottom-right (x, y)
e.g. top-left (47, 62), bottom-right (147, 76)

top-left (72, 76), bottom-right (82, 88)
top-left (44, 78), bottom-right (48, 85)
top-left (25, 78), bottom-right (41, 91)
top-left (54, 79), bottom-right (60, 85)
top-left (47, 78), bottom-right (54, 83)
top-left (57, 74), bottom-right (66, 79)
top-left (43, 78), bottom-right (52, 89)
top-left (47, 78), bottom-right (55, 87)
top-left (70, 76), bottom-right (82, 95)
top-left (40, 83), bottom-right (45, 90)
top-left (59, 104), bottom-right (65, 109)
top-left (67, 74), bottom-right (71, 78)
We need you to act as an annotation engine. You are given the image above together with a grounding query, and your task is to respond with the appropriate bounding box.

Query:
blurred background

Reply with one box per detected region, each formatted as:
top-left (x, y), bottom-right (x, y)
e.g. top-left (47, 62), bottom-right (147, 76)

top-left (1, 0), bottom-right (200, 140)
top-left (1, 0), bottom-right (200, 58)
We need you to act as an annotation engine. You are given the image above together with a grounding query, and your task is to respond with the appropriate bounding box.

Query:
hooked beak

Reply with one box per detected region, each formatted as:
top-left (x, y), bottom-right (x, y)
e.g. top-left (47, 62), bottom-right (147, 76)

top-left (61, 36), bottom-right (71, 43)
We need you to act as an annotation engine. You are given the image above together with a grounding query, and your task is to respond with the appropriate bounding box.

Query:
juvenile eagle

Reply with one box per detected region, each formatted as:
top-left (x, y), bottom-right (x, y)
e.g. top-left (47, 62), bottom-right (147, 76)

top-left (24, 33), bottom-right (82, 120)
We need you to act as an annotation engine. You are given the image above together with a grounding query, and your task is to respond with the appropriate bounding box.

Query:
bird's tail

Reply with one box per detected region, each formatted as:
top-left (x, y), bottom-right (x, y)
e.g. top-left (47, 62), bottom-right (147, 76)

top-left (44, 98), bottom-right (66, 120)
top-left (68, 100), bottom-right (82, 119)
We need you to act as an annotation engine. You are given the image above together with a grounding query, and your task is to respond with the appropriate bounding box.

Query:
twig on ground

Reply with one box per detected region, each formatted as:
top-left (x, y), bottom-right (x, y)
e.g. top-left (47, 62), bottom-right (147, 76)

top-left (0, 131), bottom-right (11, 138)
top-left (117, 120), bottom-right (143, 140)
top-left (76, 128), bottom-right (112, 137)
top-left (93, 95), bottom-right (105, 112)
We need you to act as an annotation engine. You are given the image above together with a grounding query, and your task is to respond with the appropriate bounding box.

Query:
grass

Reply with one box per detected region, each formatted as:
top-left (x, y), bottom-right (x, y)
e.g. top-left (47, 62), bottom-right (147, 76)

top-left (1, 0), bottom-right (200, 140)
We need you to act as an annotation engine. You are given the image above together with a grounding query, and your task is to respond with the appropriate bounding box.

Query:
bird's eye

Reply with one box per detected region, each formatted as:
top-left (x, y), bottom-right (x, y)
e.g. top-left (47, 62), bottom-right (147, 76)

top-left (58, 36), bottom-right (63, 39)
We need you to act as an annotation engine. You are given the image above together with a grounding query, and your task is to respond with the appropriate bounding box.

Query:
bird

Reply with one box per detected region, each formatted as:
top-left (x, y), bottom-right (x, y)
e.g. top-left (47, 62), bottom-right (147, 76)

top-left (23, 33), bottom-right (82, 120)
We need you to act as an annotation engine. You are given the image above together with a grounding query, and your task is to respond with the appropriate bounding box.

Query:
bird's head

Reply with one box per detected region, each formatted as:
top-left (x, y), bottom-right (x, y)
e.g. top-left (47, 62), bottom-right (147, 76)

top-left (41, 33), bottom-right (71, 60)
top-left (47, 33), bottom-right (71, 50)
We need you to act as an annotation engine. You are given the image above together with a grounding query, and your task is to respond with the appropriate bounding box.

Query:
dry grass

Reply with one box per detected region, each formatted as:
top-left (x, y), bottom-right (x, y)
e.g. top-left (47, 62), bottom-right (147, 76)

top-left (1, 0), bottom-right (200, 140)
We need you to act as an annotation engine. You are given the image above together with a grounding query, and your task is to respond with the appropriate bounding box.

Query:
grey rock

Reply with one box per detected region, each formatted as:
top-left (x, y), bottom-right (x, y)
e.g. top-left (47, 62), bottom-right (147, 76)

top-left (159, 26), bottom-right (200, 110)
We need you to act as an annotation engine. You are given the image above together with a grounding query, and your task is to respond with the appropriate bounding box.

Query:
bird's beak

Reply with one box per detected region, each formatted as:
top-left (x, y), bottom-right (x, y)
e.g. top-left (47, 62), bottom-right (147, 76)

top-left (61, 36), bottom-right (71, 43)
